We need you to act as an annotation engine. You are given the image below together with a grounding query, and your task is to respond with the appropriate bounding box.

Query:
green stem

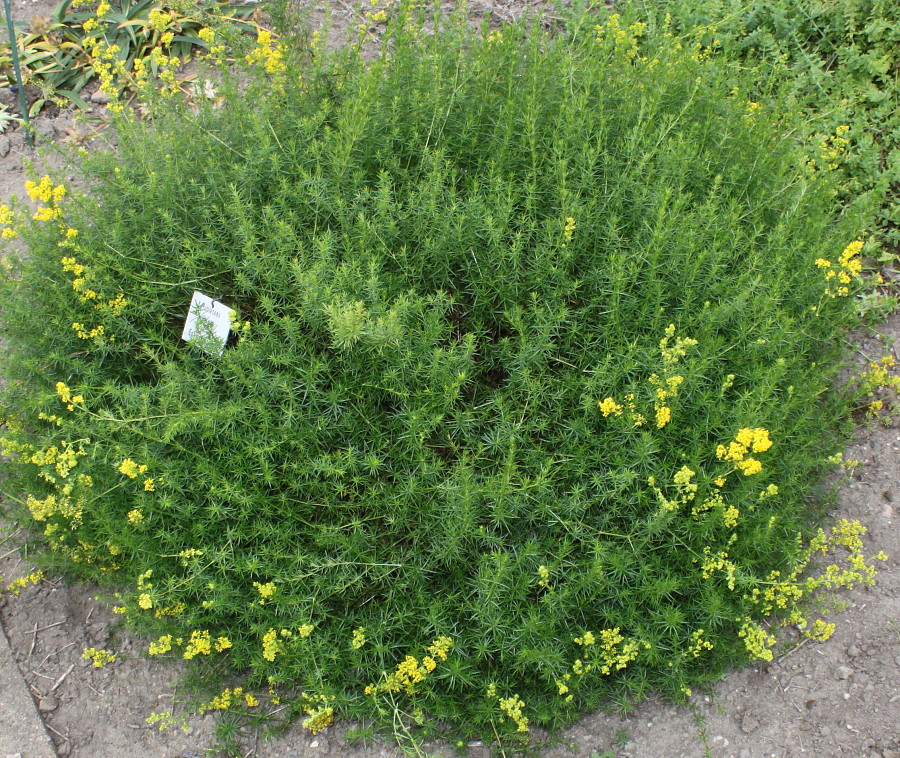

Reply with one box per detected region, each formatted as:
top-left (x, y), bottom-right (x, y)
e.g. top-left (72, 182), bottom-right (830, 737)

top-left (1, 0), bottom-right (33, 147)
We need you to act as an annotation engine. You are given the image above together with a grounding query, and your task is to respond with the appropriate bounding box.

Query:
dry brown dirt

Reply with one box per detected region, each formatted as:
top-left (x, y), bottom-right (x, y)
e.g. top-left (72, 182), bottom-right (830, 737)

top-left (1, 2), bottom-right (898, 756)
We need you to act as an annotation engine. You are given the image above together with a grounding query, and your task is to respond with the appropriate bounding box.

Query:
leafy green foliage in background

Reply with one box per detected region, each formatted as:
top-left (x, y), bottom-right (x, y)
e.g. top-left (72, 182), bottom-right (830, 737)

top-left (0, 3), bottom-right (889, 747)
top-left (0, 0), bottom-right (256, 114)
top-left (623, 0), bottom-right (899, 249)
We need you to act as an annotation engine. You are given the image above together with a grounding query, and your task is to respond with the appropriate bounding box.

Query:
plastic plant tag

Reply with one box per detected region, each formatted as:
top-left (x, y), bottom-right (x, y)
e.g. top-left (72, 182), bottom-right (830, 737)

top-left (181, 291), bottom-right (235, 356)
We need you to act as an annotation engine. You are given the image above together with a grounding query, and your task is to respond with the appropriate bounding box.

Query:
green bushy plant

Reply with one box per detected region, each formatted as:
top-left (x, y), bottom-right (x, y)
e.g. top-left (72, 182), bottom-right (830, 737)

top-left (0, 4), bottom-right (887, 745)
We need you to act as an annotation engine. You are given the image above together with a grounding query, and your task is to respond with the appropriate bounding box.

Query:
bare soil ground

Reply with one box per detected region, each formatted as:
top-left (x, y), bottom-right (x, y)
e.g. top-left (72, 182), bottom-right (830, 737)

top-left (1, 2), bottom-right (898, 756)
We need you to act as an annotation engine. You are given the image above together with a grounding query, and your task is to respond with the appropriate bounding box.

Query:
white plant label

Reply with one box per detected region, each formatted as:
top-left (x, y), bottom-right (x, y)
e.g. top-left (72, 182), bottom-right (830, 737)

top-left (181, 291), bottom-right (235, 356)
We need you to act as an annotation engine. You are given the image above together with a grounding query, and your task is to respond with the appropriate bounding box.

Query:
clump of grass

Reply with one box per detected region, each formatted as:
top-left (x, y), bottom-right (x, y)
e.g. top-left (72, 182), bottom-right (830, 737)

top-left (0, 3), bottom-right (887, 746)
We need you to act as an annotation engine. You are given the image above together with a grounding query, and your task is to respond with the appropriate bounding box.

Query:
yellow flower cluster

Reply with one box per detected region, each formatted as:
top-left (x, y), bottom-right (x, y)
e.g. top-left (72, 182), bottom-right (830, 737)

top-left (246, 30), bottom-right (286, 75)
top-left (253, 580), bottom-right (276, 603)
top-left (3, 570), bottom-right (44, 595)
top-left (71, 322), bottom-right (105, 342)
top-left (118, 458), bottom-right (148, 479)
top-left (563, 216), bottom-right (576, 245)
top-left (147, 7), bottom-right (170, 31)
top-left (759, 483), bottom-right (779, 500)
top-left (722, 504), bottom-right (740, 528)
top-left (807, 125), bottom-right (850, 173)
top-left (858, 356), bottom-right (900, 420)
top-left (26, 492), bottom-right (82, 523)
top-left (598, 397), bottom-right (622, 417)
top-left (649, 466), bottom-right (697, 513)
top-left (351, 627), bottom-right (366, 649)
top-left (301, 692), bottom-right (336, 734)
top-left (740, 519), bottom-right (886, 649)
top-left (198, 27), bottom-right (226, 61)
top-left (261, 624), bottom-right (312, 662)
top-left (650, 373), bottom-right (684, 426)
top-left (816, 240), bottom-right (863, 298)
top-left (557, 628), bottom-right (645, 700)
top-left (154, 602), bottom-right (186, 618)
top-left (499, 694), bottom-right (530, 733)
top-left (25, 177), bottom-right (66, 222)
top-left (599, 326), bottom-right (694, 429)
top-left (686, 629), bottom-right (714, 658)
top-left (262, 628), bottom-right (281, 661)
top-left (580, 627), bottom-right (643, 675)
top-left (749, 569), bottom-right (804, 617)
top-left (204, 686), bottom-right (259, 712)
top-left (739, 619), bottom-right (776, 661)
top-left (623, 393), bottom-right (647, 426)
top-left (716, 428), bottom-right (772, 476)
top-left (594, 13), bottom-right (646, 61)
top-left (29, 438), bottom-right (85, 482)
top-left (806, 618), bottom-right (836, 642)
top-left (654, 324), bottom-right (695, 428)
top-left (148, 634), bottom-right (175, 655)
top-left (659, 323), bottom-right (699, 366)
top-left (0, 203), bottom-right (18, 238)
top-left (61, 253), bottom-right (128, 324)
top-left (357, 0), bottom-right (389, 35)
top-left (698, 546), bottom-right (738, 590)
top-left (149, 46), bottom-right (182, 92)
top-left (82, 647), bottom-right (117, 667)
top-left (183, 629), bottom-right (214, 659)
top-left (536, 564), bottom-right (551, 588)
top-left (136, 569), bottom-right (153, 610)
top-left (86, 39), bottom-right (128, 110)
top-left (365, 636), bottom-right (452, 696)
top-left (56, 381), bottom-right (84, 412)
top-left (126, 509), bottom-right (144, 524)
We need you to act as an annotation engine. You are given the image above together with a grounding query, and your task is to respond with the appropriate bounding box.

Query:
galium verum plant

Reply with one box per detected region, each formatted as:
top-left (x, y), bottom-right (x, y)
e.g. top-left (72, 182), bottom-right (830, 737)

top-left (0, 3), bottom-right (887, 741)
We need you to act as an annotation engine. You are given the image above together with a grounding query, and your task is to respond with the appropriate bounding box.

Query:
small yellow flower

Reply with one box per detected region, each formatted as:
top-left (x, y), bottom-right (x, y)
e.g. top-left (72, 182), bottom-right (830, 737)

top-left (82, 647), bottom-right (116, 667)
top-left (253, 581), bottom-right (276, 604)
top-left (148, 635), bottom-right (174, 655)
top-left (806, 619), bottom-right (835, 642)
top-left (655, 405), bottom-right (671, 428)
top-left (126, 509), bottom-right (144, 524)
top-left (183, 629), bottom-right (212, 659)
top-left (118, 459), bottom-right (148, 479)
top-left (598, 397), bottom-right (623, 417)
top-left (262, 628), bottom-right (280, 661)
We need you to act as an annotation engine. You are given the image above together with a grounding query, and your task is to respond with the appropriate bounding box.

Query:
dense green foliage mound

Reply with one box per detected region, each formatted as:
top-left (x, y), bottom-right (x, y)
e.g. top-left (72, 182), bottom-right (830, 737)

top-left (0, 6), bottom-right (884, 741)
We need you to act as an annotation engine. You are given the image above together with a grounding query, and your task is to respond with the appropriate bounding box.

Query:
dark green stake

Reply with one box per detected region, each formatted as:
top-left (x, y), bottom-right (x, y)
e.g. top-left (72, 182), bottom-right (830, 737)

top-left (2, 0), bottom-right (34, 147)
